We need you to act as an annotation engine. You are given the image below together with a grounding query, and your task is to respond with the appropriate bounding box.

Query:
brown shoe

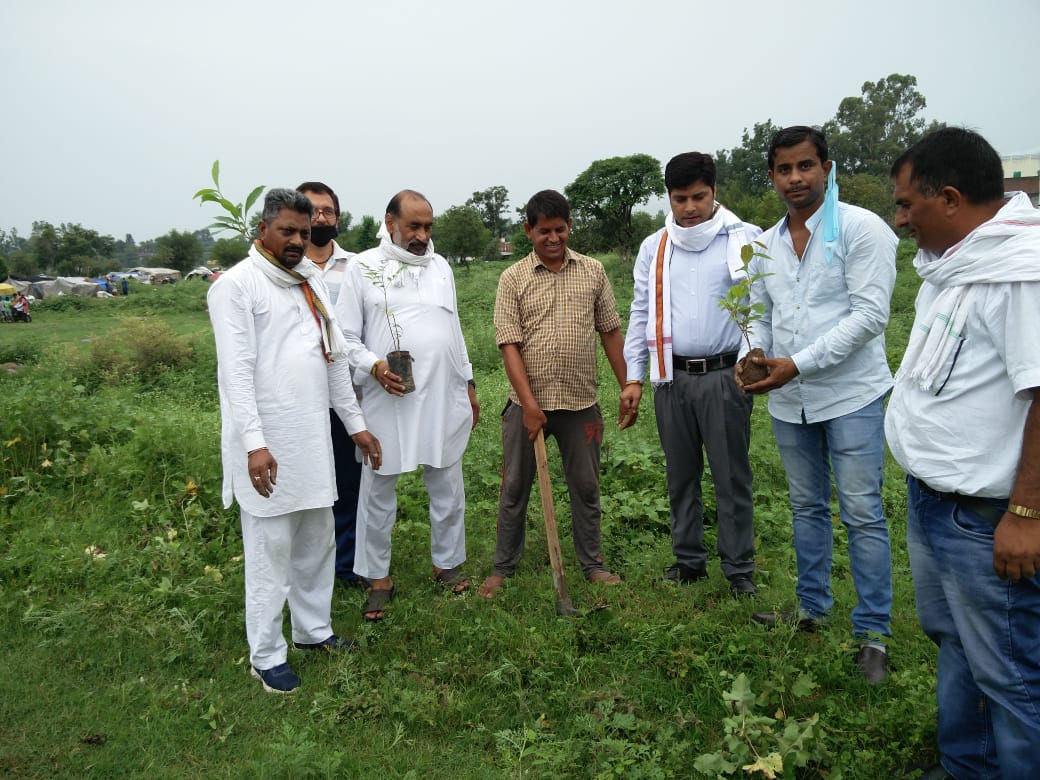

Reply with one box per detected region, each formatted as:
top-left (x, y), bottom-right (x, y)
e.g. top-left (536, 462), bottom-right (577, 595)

top-left (478, 575), bottom-right (506, 599)
top-left (587, 569), bottom-right (621, 585)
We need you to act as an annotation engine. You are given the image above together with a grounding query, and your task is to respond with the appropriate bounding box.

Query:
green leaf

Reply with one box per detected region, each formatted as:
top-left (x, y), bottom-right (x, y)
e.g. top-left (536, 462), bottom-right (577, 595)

top-left (211, 160), bottom-right (220, 187)
top-left (244, 185), bottom-right (265, 216)
top-left (217, 197), bottom-right (240, 217)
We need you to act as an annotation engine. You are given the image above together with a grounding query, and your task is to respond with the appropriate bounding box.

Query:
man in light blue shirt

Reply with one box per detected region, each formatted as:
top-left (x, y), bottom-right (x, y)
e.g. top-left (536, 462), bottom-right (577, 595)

top-left (738, 126), bottom-right (897, 684)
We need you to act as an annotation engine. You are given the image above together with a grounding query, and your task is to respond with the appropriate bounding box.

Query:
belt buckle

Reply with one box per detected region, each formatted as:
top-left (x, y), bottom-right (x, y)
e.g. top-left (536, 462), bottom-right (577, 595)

top-left (684, 358), bottom-right (708, 375)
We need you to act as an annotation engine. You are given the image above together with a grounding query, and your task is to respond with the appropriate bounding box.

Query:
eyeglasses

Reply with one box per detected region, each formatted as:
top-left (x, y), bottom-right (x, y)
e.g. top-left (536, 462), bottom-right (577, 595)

top-left (312, 207), bottom-right (337, 220)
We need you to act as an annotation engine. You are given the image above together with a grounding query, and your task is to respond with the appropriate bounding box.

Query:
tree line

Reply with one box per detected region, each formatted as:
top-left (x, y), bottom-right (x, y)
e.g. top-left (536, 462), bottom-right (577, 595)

top-left (1, 73), bottom-right (939, 280)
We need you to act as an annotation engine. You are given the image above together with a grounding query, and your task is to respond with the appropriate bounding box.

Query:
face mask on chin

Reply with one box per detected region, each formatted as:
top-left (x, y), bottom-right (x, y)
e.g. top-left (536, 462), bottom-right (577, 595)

top-left (309, 224), bottom-right (339, 248)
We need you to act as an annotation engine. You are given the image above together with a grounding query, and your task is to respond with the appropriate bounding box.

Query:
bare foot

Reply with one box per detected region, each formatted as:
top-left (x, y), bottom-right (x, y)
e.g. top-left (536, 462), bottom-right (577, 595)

top-left (478, 575), bottom-right (505, 599)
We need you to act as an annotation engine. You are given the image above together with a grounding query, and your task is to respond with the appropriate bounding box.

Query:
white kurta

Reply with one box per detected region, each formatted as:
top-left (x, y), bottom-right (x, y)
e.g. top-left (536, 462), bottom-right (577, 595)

top-left (335, 247), bottom-right (473, 475)
top-left (208, 248), bottom-right (366, 517)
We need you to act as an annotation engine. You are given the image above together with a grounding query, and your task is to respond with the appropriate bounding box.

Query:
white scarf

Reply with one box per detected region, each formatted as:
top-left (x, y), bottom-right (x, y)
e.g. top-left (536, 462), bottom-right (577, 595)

top-left (249, 243), bottom-right (349, 360)
top-left (897, 192), bottom-right (1040, 391)
top-left (362, 223), bottom-right (454, 310)
top-left (646, 206), bottom-right (749, 382)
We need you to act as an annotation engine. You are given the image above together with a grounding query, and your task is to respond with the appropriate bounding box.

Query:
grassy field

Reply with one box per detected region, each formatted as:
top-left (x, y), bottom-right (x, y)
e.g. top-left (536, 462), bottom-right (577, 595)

top-left (0, 245), bottom-right (939, 779)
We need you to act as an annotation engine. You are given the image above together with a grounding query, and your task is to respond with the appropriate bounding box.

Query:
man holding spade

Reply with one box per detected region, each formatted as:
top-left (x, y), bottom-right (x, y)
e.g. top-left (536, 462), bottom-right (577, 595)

top-left (479, 189), bottom-right (633, 599)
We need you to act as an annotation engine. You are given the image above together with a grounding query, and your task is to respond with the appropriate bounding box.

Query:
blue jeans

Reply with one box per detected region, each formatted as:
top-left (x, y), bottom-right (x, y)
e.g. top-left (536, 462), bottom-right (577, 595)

top-left (771, 396), bottom-right (892, 640)
top-left (907, 476), bottom-right (1040, 780)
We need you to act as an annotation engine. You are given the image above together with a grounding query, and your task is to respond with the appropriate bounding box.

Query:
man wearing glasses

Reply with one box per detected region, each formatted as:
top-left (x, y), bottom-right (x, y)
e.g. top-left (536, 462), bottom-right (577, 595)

top-left (297, 181), bottom-right (365, 588)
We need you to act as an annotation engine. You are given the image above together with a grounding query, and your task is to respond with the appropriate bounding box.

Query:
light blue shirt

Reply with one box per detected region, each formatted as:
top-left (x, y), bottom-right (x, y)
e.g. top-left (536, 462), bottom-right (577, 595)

top-left (750, 202), bottom-right (897, 424)
top-left (624, 223), bottom-right (761, 381)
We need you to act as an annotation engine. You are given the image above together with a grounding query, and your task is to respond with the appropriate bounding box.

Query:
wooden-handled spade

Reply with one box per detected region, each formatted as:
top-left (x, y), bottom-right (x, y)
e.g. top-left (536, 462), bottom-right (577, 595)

top-left (533, 429), bottom-right (579, 616)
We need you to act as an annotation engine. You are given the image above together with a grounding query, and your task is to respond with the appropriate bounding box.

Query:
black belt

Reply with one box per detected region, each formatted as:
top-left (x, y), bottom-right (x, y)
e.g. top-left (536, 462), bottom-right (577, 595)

top-left (672, 352), bottom-right (738, 375)
top-left (912, 476), bottom-right (1008, 526)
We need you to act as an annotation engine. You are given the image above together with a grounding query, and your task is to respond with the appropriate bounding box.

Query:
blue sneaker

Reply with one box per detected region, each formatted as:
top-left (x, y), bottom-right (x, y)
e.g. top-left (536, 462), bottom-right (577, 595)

top-left (293, 634), bottom-right (356, 653)
top-left (250, 663), bottom-right (300, 694)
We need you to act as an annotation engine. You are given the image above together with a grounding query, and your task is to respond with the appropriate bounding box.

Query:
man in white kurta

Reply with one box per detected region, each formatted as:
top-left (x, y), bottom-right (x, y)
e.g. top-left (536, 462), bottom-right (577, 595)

top-left (335, 190), bottom-right (479, 619)
top-left (208, 189), bottom-right (379, 693)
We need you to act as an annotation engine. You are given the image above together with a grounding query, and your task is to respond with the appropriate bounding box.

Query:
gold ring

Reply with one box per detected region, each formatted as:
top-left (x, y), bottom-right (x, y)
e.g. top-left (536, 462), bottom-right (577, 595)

top-left (383, 370), bottom-right (389, 377)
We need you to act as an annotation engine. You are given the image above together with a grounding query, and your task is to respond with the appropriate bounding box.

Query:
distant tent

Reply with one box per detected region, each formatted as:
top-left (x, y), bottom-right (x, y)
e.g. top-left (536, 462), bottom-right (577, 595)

top-left (185, 266), bottom-right (216, 280)
top-left (34, 277), bottom-right (101, 298)
top-left (0, 282), bottom-right (17, 296)
top-left (9, 275), bottom-right (55, 298)
top-left (129, 267), bottom-right (181, 285)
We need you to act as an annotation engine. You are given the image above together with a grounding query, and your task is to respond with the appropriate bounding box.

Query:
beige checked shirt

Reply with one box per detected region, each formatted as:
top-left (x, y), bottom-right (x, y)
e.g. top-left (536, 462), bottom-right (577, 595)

top-left (494, 249), bottom-right (621, 411)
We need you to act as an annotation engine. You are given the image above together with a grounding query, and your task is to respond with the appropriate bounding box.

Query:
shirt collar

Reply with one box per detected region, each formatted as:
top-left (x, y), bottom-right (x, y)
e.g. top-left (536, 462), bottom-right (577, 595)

top-left (779, 203), bottom-right (826, 237)
top-left (530, 247), bottom-right (580, 270)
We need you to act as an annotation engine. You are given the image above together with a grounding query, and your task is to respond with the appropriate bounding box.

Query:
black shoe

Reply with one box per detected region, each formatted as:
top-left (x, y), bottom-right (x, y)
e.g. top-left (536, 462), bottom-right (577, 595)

top-left (293, 634), bottom-right (357, 653)
top-left (752, 609), bottom-right (818, 632)
top-left (729, 575), bottom-right (758, 597)
top-left (663, 563), bottom-right (708, 584)
top-left (854, 645), bottom-right (888, 685)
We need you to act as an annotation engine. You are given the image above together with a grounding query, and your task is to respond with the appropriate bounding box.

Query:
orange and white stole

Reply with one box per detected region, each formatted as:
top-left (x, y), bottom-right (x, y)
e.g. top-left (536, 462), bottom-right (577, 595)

top-left (647, 232), bottom-right (673, 382)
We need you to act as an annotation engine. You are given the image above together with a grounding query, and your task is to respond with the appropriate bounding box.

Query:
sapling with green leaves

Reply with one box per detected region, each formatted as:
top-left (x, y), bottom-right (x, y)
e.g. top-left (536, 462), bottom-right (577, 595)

top-left (360, 260), bottom-right (404, 353)
top-left (360, 259), bottom-right (415, 393)
top-left (717, 240), bottom-right (772, 385)
top-left (193, 161), bottom-right (265, 241)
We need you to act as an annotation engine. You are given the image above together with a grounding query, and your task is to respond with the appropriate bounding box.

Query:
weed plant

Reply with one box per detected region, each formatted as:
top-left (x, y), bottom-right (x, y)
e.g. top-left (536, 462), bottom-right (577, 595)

top-left (0, 250), bottom-right (939, 778)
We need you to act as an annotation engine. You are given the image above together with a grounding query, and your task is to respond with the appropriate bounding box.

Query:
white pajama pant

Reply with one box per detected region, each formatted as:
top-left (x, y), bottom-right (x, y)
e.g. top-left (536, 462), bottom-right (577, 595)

top-left (354, 458), bottom-right (467, 579)
top-left (240, 506), bottom-right (336, 670)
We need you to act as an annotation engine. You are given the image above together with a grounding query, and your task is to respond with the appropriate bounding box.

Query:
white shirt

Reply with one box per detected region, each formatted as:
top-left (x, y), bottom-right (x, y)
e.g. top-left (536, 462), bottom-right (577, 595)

top-left (751, 202), bottom-right (897, 424)
top-left (335, 246), bottom-right (474, 475)
top-left (208, 251), bottom-right (365, 516)
top-left (307, 240), bottom-right (355, 305)
top-left (885, 195), bottom-right (1040, 498)
top-left (624, 222), bottom-right (761, 379)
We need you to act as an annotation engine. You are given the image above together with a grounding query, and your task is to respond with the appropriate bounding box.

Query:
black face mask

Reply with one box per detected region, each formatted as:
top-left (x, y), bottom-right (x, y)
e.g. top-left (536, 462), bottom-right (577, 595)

top-left (309, 224), bottom-right (339, 248)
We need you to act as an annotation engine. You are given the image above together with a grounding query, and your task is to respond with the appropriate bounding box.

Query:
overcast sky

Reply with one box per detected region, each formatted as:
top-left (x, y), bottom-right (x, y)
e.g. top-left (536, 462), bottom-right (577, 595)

top-left (2, 0), bottom-right (1037, 243)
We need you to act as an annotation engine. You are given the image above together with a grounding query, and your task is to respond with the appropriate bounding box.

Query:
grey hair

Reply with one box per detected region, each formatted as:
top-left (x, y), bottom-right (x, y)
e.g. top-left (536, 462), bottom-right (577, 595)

top-left (262, 188), bottom-right (314, 222)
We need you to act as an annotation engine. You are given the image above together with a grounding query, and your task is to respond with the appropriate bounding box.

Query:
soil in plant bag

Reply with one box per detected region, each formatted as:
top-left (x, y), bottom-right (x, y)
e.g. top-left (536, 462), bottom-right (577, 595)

top-left (387, 350), bottom-right (415, 394)
top-left (738, 347), bottom-right (770, 386)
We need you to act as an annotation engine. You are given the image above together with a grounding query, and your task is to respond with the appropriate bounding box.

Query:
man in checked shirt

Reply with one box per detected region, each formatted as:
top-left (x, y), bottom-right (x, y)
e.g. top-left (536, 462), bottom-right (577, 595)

top-left (479, 189), bottom-right (635, 599)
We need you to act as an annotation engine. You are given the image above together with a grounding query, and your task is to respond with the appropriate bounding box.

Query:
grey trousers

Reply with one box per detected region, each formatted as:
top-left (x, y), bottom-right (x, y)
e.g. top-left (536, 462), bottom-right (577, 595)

top-left (654, 369), bottom-right (755, 578)
top-left (492, 403), bottom-right (606, 578)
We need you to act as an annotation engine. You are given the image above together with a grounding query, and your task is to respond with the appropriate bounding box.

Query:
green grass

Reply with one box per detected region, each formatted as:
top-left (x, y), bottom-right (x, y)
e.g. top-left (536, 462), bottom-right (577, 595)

top-left (0, 253), bottom-right (938, 778)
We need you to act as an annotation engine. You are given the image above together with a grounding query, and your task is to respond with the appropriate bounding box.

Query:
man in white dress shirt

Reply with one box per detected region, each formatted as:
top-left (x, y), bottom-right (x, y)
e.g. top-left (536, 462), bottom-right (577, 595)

top-left (621, 152), bottom-right (759, 596)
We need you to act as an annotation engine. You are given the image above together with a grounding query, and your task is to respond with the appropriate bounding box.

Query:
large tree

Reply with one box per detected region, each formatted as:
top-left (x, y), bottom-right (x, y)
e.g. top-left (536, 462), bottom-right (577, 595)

top-left (715, 120), bottom-right (783, 202)
top-left (565, 154), bottom-right (664, 261)
top-left (153, 229), bottom-right (203, 274)
top-left (342, 216), bottom-right (380, 253)
top-left (823, 73), bottom-right (943, 177)
top-left (434, 206), bottom-right (490, 264)
top-left (465, 186), bottom-right (510, 239)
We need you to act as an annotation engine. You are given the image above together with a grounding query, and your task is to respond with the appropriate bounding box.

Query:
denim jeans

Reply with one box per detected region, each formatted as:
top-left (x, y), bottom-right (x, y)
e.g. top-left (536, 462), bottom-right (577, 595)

top-left (771, 395), bottom-right (892, 640)
top-left (907, 476), bottom-right (1040, 780)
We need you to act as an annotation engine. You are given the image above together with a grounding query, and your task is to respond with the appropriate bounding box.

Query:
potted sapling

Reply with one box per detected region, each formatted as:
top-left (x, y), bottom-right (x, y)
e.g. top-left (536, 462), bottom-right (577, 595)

top-left (717, 240), bottom-right (771, 385)
top-left (361, 261), bottom-right (415, 394)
